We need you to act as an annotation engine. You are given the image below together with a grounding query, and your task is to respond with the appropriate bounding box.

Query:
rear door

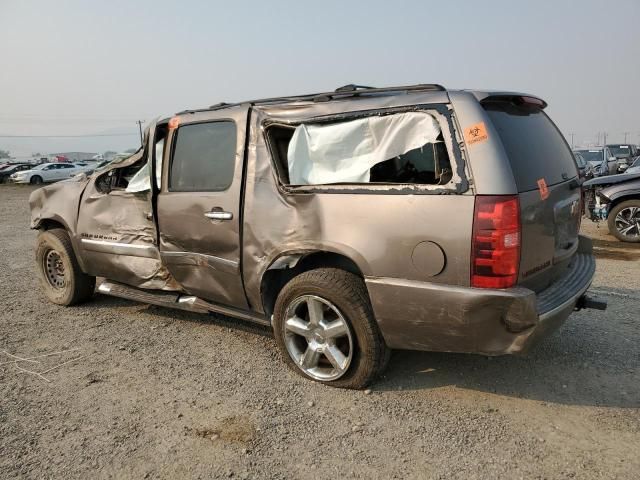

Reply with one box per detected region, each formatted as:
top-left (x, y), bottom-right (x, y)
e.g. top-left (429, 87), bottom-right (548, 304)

top-left (156, 106), bottom-right (249, 309)
top-left (483, 100), bottom-right (581, 292)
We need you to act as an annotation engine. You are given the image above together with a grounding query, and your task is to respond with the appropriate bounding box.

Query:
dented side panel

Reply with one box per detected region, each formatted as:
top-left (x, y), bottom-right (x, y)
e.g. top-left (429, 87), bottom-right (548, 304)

top-left (243, 101), bottom-right (474, 313)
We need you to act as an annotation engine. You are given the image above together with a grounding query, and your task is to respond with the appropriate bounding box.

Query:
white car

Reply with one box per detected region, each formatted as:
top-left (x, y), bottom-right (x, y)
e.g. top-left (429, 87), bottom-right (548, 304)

top-left (9, 163), bottom-right (85, 184)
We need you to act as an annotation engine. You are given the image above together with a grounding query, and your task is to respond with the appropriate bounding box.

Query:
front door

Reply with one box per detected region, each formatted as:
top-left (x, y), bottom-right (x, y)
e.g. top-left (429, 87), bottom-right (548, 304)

top-left (156, 106), bottom-right (249, 309)
top-left (76, 121), bottom-right (173, 290)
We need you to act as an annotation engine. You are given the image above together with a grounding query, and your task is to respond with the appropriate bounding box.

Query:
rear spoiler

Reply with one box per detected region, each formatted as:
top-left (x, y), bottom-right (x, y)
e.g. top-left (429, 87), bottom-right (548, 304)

top-left (470, 91), bottom-right (548, 109)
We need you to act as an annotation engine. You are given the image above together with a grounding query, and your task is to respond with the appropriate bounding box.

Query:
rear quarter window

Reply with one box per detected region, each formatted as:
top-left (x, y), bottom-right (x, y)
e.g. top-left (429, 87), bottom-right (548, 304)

top-left (484, 103), bottom-right (577, 192)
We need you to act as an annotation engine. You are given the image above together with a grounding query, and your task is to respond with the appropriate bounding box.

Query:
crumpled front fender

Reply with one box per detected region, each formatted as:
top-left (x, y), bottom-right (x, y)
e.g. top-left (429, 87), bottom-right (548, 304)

top-left (29, 178), bottom-right (90, 233)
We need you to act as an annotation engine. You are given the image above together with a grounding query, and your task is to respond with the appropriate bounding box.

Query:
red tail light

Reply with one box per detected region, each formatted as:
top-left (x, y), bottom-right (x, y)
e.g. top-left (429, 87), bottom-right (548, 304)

top-left (471, 195), bottom-right (520, 289)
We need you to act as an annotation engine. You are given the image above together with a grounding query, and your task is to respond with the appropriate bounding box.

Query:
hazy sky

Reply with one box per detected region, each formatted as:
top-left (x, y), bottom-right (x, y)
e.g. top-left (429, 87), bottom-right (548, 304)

top-left (1, 0), bottom-right (639, 157)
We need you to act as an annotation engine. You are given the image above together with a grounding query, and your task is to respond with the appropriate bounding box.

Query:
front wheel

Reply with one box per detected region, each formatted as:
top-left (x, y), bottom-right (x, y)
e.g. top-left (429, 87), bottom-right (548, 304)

top-left (35, 229), bottom-right (96, 305)
top-left (608, 200), bottom-right (640, 243)
top-left (273, 268), bottom-right (389, 389)
top-left (30, 175), bottom-right (43, 185)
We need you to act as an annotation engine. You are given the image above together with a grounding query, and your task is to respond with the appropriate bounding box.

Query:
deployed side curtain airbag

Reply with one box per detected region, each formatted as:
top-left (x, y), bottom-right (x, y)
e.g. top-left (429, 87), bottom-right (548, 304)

top-left (287, 112), bottom-right (441, 185)
top-left (125, 161), bottom-right (150, 193)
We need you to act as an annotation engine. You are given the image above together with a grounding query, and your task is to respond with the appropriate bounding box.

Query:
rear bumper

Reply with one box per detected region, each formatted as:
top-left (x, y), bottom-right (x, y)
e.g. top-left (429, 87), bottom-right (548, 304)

top-left (366, 236), bottom-right (597, 355)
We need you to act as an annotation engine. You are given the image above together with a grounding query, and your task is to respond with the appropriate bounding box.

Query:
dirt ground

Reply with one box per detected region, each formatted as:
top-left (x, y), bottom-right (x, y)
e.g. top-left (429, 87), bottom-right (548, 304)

top-left (1, 184), bottom-right (638, 479)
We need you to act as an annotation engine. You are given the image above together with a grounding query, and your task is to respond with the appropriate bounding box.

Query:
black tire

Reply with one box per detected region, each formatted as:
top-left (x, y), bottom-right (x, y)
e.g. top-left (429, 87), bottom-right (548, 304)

top-left (30, 175), bottom-right (43, 185)
top-left (273, 268), bottom-right (388, 389)
top-left (35, 229), bottom-right (96, 305)
top-left (607, 200), bottom-right (640, 243)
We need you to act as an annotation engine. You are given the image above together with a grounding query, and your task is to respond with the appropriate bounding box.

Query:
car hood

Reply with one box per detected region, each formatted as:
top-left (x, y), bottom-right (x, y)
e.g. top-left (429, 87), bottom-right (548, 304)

top-left (598, 177), bottom-right (640, 202)
top-left (583, 171), bottom-right (640, 188)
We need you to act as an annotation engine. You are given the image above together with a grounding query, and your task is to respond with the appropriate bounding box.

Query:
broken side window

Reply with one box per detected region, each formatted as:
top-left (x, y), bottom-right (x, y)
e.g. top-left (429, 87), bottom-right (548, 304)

top-left (267, 112), bottom-right (452, 186)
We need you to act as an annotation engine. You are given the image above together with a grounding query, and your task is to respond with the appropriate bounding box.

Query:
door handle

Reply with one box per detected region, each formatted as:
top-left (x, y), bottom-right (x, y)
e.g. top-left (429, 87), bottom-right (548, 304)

top-left (204, 211), bottom-right (233, 221)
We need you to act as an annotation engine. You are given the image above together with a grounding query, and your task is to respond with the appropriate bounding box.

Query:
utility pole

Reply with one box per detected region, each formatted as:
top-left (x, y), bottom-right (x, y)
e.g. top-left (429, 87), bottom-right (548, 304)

top-left (569, 133), bottom-right (575, 148)
top-left (603, 131), bottom-right (607, 146)
top-left (136, 120), bottom-right (144, 147)
top-left (624, 132), bottom-right (630, 143)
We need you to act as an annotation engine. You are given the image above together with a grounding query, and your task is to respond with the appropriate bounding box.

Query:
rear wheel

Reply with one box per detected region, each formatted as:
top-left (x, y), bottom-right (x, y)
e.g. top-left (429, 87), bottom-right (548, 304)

top-left (273, 268), bottom-right (388, 389)
top-left (30, 175), bottom-right (43, 185)
top-left (35, 229), bottom-right (96, 305)
top-left (608, 200), bottom-right (640, 243)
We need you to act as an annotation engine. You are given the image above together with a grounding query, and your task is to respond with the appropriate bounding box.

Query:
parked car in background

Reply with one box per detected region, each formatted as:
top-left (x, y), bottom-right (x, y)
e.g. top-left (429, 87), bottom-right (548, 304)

top-left (74, 159), bottom-right (112, 177)
top-left (583, 172), bottom-right (640, 242)
top-left (574, 147), bottom-right (618, 176)
top-left (0, 162), bottom-right (20, 171)
top-left (10, 162), bottom-right (85, 184)
top-left (0, 163), bottom-right (33, 183)
top-left (607, 144), bottom-right (639, 173)
top-left (574, 151), bottom-right (593, 181)
top-left (624, 156), bottom-right (640, 175)
top-left (29, 84), bottom-right (605, 388)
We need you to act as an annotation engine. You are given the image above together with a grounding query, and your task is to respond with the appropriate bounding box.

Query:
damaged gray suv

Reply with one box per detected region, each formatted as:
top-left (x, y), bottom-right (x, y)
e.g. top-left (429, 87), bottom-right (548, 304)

top-left (30, 84), bottom-right (605, 389)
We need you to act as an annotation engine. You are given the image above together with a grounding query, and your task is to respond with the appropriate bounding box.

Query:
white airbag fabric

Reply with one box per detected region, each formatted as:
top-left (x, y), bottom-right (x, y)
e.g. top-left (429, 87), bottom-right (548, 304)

top-left (125, 139), bottom-right (164, 193)
top-left (287, 112), bottom-right (441, 185)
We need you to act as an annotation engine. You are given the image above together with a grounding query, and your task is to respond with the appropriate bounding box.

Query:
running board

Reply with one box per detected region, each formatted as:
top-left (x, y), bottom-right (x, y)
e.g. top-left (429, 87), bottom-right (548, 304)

top-left (97, 281), bottom-right (270, 326)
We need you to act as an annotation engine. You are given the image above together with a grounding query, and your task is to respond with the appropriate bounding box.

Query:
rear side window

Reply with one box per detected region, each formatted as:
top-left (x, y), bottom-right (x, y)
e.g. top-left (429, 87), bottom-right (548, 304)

top-left (484, 104), bottom-right (577, 191)
top-left (266, 112), bottom-right (453, 186)
top-left (169, 121), bottom-right (236, 192)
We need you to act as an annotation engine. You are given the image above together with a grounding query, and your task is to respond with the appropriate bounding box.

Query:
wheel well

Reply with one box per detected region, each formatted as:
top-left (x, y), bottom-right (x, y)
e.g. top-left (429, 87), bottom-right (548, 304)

top-left (608, 194), bottom-right (640, 212)
top-left (260, 251), bottom-right (364, 319)
top-left (38, 219), bottom-right (67, 231)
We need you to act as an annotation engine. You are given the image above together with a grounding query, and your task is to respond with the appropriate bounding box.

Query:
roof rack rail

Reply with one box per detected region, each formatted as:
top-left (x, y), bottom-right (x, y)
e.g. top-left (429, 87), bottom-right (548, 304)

top-left (178, 83), bottom-right (447, 115)
top-left (334, 84), bottom-right (376, 92)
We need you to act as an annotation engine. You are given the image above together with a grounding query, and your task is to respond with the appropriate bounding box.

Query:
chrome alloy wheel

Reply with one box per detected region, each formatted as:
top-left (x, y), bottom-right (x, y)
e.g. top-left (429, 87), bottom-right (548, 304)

top-left (283, 295), bottom-right (354, 381)
top-left (614, 206), bottom-right (640, 239)
top-left (43, 249), bottom-right (66, 288)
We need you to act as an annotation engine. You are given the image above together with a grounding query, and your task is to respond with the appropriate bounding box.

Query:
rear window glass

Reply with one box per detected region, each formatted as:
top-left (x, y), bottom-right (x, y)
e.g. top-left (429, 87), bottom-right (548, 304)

top-left (169, 121), bottom-right (236, 192)
top-left (484, 104), bottom-right (577, 191)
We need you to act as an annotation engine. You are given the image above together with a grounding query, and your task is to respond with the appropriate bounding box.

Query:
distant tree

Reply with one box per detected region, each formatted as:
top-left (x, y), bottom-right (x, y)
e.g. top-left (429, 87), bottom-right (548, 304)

top-left (32, 152), bottom-right (41, 158)
top-left (0, 150), bottom-right (10, 159)
top-left (103, 150), bottom-right (117, 157)
top-left (124, 148), bottom-right (137, 153)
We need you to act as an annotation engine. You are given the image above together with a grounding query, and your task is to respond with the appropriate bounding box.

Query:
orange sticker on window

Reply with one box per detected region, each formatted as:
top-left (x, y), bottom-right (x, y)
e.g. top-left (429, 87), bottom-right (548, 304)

top-left (537, 178), bottom-right (549, 200)
top-left (464, 122), bottom-right (488, 146)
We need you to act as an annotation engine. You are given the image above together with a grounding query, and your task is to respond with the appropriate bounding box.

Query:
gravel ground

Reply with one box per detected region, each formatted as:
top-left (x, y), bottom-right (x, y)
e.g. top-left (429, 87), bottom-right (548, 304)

top-left (1, 184), bottom-right (639, 479)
